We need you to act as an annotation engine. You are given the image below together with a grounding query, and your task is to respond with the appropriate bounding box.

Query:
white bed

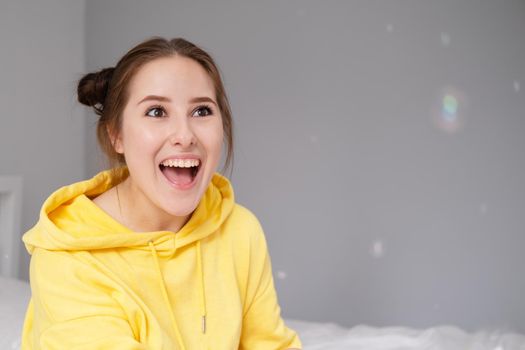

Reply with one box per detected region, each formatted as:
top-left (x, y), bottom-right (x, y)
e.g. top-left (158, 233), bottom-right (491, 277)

top-left (0, 276), bottom-right (31, 350)
top-left (3, 275), bottom-right (525, 350)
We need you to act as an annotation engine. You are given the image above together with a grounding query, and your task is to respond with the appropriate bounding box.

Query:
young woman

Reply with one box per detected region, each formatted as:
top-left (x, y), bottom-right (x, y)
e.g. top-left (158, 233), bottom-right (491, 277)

top-left (21, 37), bottom-right (302, 350)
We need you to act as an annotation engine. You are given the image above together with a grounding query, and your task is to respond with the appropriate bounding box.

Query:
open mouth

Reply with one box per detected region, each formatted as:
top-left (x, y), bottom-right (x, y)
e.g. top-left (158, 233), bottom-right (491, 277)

top-left (159, 159), bottom-right (201, 187)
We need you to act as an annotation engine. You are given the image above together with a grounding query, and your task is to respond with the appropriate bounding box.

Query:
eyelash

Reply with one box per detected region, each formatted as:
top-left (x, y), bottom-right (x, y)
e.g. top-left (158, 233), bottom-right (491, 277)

top-left (145, 104), bottom-right (214, 118)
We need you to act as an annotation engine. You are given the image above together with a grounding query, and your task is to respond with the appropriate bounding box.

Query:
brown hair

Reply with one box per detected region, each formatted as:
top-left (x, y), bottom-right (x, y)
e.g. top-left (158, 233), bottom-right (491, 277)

top-left (77, 37), bottom-right (234, 174)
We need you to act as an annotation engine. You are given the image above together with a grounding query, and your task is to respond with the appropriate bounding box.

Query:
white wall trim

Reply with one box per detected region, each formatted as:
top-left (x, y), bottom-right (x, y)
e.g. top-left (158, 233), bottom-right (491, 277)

top-left (0, 176), bottom-right (23, 279)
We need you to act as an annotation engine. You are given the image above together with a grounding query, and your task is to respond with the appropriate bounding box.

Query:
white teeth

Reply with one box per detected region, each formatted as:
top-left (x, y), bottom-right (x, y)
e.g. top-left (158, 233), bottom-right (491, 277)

top-left (161, 159), bottom-right (200, 168)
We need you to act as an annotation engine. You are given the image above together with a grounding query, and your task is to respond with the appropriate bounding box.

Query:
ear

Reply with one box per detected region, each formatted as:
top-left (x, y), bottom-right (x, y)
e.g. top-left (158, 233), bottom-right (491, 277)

top-left (107, 125), bottom-right (124, 154)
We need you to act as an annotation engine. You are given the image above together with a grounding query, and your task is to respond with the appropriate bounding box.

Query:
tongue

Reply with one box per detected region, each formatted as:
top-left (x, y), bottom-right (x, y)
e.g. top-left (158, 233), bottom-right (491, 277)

top-left (162, 166), bottom-right (193, 186)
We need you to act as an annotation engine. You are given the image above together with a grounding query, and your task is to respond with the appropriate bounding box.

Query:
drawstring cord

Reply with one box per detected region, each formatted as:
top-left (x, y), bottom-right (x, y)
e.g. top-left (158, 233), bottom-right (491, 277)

top-left (197, 240), bottom-right (207, 334)
top-left (148, 239), bottom-right (208, 348)
top-left (148, 241), bottom-right (187, 350)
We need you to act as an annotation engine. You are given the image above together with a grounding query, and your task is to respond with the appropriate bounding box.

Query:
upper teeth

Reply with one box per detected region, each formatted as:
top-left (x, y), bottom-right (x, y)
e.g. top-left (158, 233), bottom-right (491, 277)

top-left (161, 159), bottom-right (200, 168)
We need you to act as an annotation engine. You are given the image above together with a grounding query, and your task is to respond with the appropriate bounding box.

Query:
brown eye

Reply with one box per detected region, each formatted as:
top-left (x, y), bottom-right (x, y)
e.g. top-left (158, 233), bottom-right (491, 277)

top-left (146, 106), bottom-right (166, 118)
top-left (193, 105), bottom-right (213, 117)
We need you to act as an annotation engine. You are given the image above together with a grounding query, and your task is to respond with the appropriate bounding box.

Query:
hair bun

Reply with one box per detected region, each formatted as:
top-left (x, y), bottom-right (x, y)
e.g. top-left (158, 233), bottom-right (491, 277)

top-left (77, 67), bottom-right (114, 115)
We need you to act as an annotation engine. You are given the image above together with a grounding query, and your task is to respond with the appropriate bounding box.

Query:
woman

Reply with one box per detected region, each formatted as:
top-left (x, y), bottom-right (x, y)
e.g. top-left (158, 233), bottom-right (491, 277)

top-left (21, 37), bottom-right (302, 349)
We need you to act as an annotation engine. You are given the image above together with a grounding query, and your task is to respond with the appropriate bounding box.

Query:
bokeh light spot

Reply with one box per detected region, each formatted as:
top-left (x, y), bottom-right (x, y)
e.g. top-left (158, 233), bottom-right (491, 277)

top-left (432, 86), bottom-right (468, 134)
top-left (370, 239), bottom-right (385, 258)
top-left (443, 94), bottom-right (458, 118)
top-left (277, 270), bottom-right (287, 280)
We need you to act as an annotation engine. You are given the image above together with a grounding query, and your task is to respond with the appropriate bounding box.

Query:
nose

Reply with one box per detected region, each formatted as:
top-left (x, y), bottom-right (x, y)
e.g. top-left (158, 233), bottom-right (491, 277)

top-left (168, 116), bottom-right (196, 147)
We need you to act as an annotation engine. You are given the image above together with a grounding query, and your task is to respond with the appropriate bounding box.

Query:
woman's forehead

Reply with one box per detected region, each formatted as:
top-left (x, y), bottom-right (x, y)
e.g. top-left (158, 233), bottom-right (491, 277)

top-left (127, 56), bottom-right (215, 103)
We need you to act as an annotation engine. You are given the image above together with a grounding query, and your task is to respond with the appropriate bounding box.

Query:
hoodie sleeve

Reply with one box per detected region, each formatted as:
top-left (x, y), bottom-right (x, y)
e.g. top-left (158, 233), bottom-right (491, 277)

top-left (239, 215), bottom-right (302, 350)
top-left (25, 248), bottom-right (148, 350)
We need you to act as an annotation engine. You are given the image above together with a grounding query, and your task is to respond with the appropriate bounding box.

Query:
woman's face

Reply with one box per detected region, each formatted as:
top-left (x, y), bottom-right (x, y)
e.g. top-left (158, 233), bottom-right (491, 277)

top-left (113, 55), bottom-right (223, 219)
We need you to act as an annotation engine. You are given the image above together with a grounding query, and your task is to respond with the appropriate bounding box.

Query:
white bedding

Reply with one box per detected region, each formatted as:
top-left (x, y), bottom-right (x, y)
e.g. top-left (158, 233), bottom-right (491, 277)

top-left (2, 276), bottom-right (524, 349)
top-left (286, 319), bottom-right (525, 349)
top-left (0, 276), bottom-right (31, 350)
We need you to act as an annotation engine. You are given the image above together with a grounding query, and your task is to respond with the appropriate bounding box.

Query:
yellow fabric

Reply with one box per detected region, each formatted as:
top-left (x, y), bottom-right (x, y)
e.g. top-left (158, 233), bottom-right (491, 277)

top-left (20, 167), bottom-right (302, 349)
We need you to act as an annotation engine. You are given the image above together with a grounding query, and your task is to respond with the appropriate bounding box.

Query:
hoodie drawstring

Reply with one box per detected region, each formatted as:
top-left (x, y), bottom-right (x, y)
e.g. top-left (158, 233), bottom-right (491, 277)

top-left (148, 241), bottom-right (186, 349)
top-left (148, 239), bottom-right (207, 349)
top-left (196, 240), bottom-right (207, 334)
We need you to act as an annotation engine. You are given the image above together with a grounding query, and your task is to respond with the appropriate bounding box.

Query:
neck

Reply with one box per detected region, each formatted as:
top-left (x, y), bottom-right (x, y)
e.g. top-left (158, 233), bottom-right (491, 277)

top-left (115, 177), bottom-right (191, 233)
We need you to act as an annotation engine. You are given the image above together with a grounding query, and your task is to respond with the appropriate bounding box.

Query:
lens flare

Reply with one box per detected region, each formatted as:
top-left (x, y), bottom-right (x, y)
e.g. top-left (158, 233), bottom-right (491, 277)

top-left (432, 86), bottom-right (468, 134)
top-left (443, 94), bottom-right (458, 119)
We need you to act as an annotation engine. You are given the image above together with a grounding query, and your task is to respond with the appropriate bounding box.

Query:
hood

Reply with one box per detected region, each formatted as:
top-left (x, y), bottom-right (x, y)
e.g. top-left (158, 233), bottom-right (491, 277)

top-left (22, 166), bottom-right (235, 255)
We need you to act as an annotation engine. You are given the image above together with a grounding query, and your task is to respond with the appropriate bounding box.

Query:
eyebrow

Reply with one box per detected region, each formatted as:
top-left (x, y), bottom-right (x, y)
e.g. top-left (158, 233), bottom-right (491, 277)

top-left (137, 95), bottom-right (217, 106)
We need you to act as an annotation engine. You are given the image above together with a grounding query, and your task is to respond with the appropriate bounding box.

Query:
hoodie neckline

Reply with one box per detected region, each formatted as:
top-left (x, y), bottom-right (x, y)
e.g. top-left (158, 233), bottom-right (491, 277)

top-left (22, 166), bottom-right (235, 254)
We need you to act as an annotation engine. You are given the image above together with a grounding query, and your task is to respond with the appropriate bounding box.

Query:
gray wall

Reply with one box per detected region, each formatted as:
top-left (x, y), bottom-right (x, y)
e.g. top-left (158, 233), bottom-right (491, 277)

top-left (6, 0), bottom-right (524, 334)
top-left (85, 0), bottom-right (525, 333)
top-left (0, 0), bottom-right (86, 281)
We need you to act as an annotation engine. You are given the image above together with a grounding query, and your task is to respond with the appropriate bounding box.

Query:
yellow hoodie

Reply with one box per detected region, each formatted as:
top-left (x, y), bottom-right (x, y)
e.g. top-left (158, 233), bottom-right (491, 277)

top-left (20, 167), bottom-right (302, 349)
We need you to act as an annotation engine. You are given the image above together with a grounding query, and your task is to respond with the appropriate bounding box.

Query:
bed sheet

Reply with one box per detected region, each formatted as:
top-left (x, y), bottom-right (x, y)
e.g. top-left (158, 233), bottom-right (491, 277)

top-left (286, 319), bottom-right (525, 350)
top-left (0, 276), bottom-right (31, 350)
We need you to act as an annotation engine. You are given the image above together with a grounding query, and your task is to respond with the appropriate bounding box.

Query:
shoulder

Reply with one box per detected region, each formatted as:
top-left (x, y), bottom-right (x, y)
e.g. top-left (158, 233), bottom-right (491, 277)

top-left (225, 204), bottom-right (265, 237)
top-left (29, 248), bottom-right (120, 308)
top-left (228, 203), bottom-right (261, 226)
top-left (30, 248), bottom-right (97, 279)
top-left (30, 247), bottom-right (111, 286)
top-left (219, 204), bottom-right (268, 250)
